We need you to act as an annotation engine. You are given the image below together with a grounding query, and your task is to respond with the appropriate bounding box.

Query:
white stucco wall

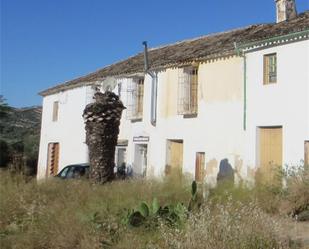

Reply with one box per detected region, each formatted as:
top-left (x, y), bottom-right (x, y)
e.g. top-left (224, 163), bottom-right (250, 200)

top-left (245, 39), bottom-right (309, 170)
top-left (37, 38), bottom-right (308, 183)
top-left (37, 86), bottom-right (94, 179)
top-left (117, 56), bottom-right (245, 184)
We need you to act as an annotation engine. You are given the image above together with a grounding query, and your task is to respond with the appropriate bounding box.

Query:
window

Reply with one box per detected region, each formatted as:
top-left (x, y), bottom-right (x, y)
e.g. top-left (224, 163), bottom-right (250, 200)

top-left (126, 77), bottom-right (144, 120)
top-left (264, 53), bottom-right (277, 84)
top-left (178, 66), bottom-right (198, 115)
top-left (52, 101), bottom-right (59, 121)
top-left (117, 83), bottom-right (122, 98)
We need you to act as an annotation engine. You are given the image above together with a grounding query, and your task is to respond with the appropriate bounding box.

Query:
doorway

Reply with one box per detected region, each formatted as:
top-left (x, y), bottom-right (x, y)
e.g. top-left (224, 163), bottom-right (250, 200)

top-left (258, 127), bottom-right (282, 180)
top-left (134, 144), bottom-right (148, 177)
top-left (166, 139), bottom-right (183, 175)
top-left (195, 152), bottom-right (205, 182)
top-left (305, 141), bottom-right (309, 166)
top-left (46, 142), bottom-right (60, 177)
top-left (116, 147), bottom-right (127, 168)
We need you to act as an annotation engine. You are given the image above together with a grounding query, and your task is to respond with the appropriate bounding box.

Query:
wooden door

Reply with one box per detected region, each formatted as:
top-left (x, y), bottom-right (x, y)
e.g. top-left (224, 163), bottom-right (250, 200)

top-left (195, 152), bottom-right (205, 182)
top-left (305, 141), bottom-right (309, 166)
top-left (166, 140), bottom-right (183, 175)
top-left (46, 143), bottom-right (60, 177)
top-left (259, 127), bottom-right (282, 180)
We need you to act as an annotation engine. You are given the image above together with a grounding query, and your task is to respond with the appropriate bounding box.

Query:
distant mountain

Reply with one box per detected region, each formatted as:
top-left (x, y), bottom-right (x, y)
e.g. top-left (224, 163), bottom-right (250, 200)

top-left (0, 105), bottom-right (42, 143)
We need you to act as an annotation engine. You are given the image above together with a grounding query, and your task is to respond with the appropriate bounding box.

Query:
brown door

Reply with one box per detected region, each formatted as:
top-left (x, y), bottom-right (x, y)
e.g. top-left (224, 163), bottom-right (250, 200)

top-left (166, 140), bottom-right (183, 175)
top-left (305, 141), bottom-right (309, 166)
top-left (259, 127), bottom-right (282, 181)
top-left (195, 152), bottom-right (205, 182)
top-left (46, 143), bottom-right (60, 177)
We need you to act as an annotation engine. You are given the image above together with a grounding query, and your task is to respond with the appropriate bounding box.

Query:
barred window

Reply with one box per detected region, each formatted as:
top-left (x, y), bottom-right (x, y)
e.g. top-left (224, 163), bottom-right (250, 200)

top-left (264, 53), bottom-right (277, 84)
top-left (126, 77), bottom-right (144, 120)
top-left (178, 66), bottom-right (198, 115)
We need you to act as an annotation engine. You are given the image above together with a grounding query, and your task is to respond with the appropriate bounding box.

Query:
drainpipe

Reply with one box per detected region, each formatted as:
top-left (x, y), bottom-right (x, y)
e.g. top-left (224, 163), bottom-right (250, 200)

top-left (233, 30), bottom-right (309, 131)
top-left (243, 55), bottom-right (247, 131)
top-left (143, 41), bottom-right (157, 126)
top-left (234, 42), bottom-right (247, 130)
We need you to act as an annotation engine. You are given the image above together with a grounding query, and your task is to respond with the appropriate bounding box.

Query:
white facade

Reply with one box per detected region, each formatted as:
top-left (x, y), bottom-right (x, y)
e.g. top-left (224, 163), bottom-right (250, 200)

top-left (117, 57), bottom-right (245, 184)
top-left (37, 57), bottom-right (245, 182)
top-left (37, 33), bottom-right (309, 183)
top-left (245, 39), bottom-right (309, 171)
top-left (37, 86), bottom-right (94, 179)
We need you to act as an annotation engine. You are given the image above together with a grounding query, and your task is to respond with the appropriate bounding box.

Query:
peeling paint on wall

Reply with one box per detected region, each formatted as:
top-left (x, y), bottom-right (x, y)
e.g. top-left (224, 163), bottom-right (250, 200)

top-left (205, 158), bottom-right (218, 175)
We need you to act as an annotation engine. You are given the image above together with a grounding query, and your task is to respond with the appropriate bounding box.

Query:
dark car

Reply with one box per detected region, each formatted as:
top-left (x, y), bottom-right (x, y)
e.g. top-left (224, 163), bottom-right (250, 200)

top-left (56, 163), bottom-right (90, 179)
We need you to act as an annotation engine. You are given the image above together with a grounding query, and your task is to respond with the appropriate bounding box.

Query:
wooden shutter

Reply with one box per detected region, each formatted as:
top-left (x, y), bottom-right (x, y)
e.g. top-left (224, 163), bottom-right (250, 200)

top-left (52, 101), bottom-right (59, 121)
top-left (263, 54), bottom-right (277, 85)
top-left (136, 79), bottom-right (144, 118)
top-left (190, 68), bottom-right (198, 114)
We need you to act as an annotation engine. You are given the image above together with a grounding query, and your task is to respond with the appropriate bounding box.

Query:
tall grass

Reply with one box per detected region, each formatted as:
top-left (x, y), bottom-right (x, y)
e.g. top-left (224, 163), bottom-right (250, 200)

top-left (0, 171), bottom-right (190, 249)
top-left (0, 167), bottom-right (306, 249)
top-left (162, 200), bottom-right (289, 249)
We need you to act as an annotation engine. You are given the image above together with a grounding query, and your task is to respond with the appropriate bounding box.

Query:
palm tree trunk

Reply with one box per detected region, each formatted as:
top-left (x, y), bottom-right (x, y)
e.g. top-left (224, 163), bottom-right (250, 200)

top-left (83, 91), bottom-right (125, 184)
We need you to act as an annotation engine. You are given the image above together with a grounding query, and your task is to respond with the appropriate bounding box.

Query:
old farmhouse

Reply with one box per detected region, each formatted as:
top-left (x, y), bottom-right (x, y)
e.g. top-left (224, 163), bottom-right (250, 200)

top-left (37, 0), bottom-right (309, 184)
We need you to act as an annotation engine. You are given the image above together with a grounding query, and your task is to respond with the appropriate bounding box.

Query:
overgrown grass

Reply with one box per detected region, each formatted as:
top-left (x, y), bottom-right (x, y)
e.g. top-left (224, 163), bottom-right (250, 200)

top-left (162, 201), bottom-right (289, 249)
top-left (0, 166), bottom-right (307, 249)
top-left (0, 172), bottom-right (191, 249)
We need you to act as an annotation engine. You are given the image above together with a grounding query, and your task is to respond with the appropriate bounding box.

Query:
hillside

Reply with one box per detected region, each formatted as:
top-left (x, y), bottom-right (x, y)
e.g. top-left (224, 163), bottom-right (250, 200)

top-left (0, 106), bottom-right (42, 143)
top-left (0, 100), bottom-right (42, 173)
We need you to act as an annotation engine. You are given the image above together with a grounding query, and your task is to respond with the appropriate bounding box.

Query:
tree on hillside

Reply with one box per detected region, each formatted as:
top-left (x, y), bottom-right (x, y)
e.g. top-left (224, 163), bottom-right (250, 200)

top-left (0, 140), bottom-right (10, 167)
top-left (0, 95), bottom-right (11, 118)
top-left (83, 91), bottom-right (125, 184)
top-left (0, 96), bottom-right (40, 175)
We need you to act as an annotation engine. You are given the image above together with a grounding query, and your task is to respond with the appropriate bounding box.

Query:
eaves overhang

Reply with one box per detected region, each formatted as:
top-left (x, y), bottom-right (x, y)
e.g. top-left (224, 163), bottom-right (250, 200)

top-left (235, 29), bottom-right (309, 54)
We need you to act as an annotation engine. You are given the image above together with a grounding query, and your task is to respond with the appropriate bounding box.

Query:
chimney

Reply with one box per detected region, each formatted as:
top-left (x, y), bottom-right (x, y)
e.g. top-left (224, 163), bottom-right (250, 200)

top-left (275, 0), bottom-right (297, 23)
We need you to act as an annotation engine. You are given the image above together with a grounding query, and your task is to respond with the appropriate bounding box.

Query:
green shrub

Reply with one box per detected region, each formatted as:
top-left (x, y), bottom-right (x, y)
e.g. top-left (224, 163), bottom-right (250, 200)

top-left (124, 181), bottom-right (199, 228)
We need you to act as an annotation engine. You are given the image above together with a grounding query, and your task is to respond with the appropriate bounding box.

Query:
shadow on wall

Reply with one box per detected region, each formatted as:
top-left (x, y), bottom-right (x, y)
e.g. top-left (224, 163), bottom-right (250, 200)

top-left (217, 158), bottom-right (234, 184)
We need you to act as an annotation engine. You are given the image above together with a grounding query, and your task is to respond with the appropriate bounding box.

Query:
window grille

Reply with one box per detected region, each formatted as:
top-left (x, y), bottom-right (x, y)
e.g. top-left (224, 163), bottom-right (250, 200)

top-left (264, 53), bottom-right (277, 84)
top-left (178, 66), bottom-right (198, 115)
top-left (126, 78), bottom-right (144, 120)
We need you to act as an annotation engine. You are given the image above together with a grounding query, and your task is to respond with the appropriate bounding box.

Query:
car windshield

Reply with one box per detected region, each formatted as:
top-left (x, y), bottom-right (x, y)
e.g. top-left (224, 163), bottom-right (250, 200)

top-left (57, 165), bottom-right (89, 179)
top-left (68, 166), bottom-right (89, 179)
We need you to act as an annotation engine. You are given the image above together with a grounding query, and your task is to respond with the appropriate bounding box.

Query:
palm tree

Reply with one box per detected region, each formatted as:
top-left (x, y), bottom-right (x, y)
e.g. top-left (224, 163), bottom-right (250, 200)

top-left (83, 91), bottom-right (125, 184)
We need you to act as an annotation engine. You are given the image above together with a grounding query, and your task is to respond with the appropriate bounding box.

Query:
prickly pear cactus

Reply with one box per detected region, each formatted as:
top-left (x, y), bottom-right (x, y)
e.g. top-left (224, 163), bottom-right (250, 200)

top-left (83, 91), bottom-right (125, 184)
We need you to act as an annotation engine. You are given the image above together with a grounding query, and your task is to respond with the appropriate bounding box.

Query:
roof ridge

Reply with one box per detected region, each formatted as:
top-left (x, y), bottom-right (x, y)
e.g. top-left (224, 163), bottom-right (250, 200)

top-left (149, 24), bottom-right (268, 51)
top-left (39, 11), bottom-right (309, 96)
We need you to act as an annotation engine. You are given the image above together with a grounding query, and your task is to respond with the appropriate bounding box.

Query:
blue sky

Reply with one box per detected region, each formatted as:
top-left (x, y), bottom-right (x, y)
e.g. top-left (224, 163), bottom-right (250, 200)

top-left (1, 0), bottom-right (308, 107)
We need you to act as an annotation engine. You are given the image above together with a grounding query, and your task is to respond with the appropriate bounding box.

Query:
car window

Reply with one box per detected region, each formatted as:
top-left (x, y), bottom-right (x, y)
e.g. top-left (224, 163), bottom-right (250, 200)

top-left (59, 167), bottom-right (70, 178)
top-left (66, 167), bottom-right (75, 178)
top-left (72, 167), bottom-right (82, 178)
top-left (85, 167), bottom-right (90, 177)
